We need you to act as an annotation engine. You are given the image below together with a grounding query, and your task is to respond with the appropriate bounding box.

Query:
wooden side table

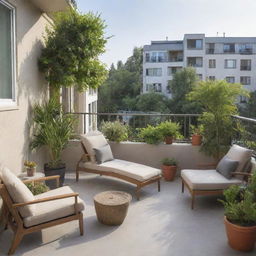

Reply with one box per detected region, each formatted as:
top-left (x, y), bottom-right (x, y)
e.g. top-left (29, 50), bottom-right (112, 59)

top-left (94, 191), bottom-right (132, 226)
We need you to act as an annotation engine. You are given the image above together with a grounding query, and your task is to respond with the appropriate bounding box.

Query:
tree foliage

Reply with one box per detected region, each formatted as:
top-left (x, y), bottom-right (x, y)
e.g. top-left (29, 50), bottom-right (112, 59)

top-left (188, 80), bottom-right (248, 159)
top-left (239, 91), bottom-right (256, 118)
top-left (39, 9), bottom-right (108, 93)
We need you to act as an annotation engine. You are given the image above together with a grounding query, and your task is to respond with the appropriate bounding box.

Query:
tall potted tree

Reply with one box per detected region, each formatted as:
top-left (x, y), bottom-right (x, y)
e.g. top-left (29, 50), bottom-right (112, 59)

top-left (31, 99), bottom-right (76, 188)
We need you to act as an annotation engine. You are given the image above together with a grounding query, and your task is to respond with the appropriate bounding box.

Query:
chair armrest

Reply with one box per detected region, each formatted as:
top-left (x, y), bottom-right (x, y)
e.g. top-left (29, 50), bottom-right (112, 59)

top-left (23, 175), bottom-right (60, 187)
top-left (13, 193), bottom-right (79, 208)
top-left (197, 163), bottom-right (217, 169)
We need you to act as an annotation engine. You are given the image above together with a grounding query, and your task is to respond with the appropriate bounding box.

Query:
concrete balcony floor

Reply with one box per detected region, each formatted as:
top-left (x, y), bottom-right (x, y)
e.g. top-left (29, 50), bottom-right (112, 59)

top-left (0, 172), bottom-right (255, 256)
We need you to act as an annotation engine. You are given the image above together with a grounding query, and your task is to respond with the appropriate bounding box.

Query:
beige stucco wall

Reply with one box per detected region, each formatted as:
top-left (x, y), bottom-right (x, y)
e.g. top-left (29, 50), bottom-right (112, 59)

top-left (61, 140), bottom-right (215, 175)
top-left (0, 0), bottom-right (51, 175)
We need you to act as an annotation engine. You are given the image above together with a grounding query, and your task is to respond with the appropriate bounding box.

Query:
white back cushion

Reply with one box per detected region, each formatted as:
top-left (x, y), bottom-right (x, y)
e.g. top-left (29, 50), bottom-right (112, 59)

top-left (0, 167), bottom-right (35, 217)
top-left (225, 145), bottom-right (253, 173)
top-left (80, 131), bottom-right (108, 164)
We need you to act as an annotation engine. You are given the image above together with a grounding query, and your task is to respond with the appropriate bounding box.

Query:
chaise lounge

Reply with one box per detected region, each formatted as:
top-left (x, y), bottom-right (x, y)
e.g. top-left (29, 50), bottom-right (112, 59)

top-left (76, 131), bottom-right (162, 199)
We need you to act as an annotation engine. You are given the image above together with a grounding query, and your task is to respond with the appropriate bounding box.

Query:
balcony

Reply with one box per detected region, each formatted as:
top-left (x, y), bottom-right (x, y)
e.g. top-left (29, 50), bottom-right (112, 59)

top-left (240, 65), bottom-right (251, 71)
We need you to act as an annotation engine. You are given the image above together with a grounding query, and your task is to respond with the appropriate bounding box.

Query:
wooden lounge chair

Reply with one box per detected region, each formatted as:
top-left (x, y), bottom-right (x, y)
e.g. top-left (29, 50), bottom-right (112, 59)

top-left (76, 131), bottom-right (161, 200)
top-left (181, 145), bottom-right (254, 209)
top-left (0, 167), bottom-right (84, 255)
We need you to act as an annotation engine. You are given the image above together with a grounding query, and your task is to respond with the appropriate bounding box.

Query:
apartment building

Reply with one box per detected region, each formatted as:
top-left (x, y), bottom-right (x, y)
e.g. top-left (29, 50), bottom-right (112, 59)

top-left (143, 34), bottom-right (256, 102)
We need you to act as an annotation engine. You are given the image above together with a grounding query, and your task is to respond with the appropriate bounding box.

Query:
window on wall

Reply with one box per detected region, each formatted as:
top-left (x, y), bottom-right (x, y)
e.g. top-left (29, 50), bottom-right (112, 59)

top-left (240, 59), bottom-right (251, 71)
top-left (240, 76), bottom-right (251, 85)
top-left (187, 57), bottom-right (203, 67)
top-left (197, 74), bottom-right (203, 80)
top-left (209, 59), bottom-right (216, 68)
top-left (146, 68), bottom-right (162, 76)
top-left (146, 83), bottom-right (162, 92)
top-left (187, 39), bottom-right (203, 49)
top-left (208, 76), bottom-right (215, 81)
top-left (0, 1), bottom-right (15, 105)
top-left (226, 77), bottom-right (235, 83)
top-left (239, 95), bottom-right (247, 103)
top-left (224, 59), bottom-right (236, 69)
top-left (146, 52), bottom-right (167, 62)
top-left (223, 43), bottom-right (235, 53)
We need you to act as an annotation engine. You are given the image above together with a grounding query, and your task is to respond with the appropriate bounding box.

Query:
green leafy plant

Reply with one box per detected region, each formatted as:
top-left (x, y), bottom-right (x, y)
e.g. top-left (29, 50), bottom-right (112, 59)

top-left (39, 9), bottom-right (108, 97)
top-left (26, 183), bottom-right (50, 195)
top-left (157, 121), bottom-right (182, 138)
top-left (219, 171), bottom-right (256, 227)
top-left (30, 99), bottom-right (76, 168)
top-left (188, 80), bottom-right (249, 159)
top-left (138, 125), bottom-right (162, 144)
top-left (190, 124), bottom-right (204, 135)
top-left (161, 158), bottom-right (177, 166)
top-left (100, 121), bottom-right (128, 142)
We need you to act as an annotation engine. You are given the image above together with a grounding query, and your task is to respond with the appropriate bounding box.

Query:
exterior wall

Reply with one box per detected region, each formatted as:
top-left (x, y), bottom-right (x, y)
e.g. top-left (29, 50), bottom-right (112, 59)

top-left (61, 140), bottom-right (214, 174)
top-left (143, 34), bottom-right (256, 98)
top-left (0, 0), bottom-right (51, 174)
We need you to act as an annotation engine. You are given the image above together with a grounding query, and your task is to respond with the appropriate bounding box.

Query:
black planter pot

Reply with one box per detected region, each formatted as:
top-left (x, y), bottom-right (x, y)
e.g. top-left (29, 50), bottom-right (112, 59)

top-left (44, 163), bottom-right (65, 189)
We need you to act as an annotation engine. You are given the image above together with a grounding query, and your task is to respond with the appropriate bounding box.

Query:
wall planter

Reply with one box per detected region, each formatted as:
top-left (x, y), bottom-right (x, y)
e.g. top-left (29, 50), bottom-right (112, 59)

top-left (191, 134), bottom-right (202, 146)
top-left (224, 216), bottom-right (256, 252)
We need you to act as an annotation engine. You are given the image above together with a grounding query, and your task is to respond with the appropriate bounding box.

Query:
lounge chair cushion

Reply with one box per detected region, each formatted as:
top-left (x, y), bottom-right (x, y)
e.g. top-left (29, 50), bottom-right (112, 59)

top-left (226, 145), bottom-right (253, 173)
top-left (216, 157), bottom-right (239, 179)
top-left (181, 169), bottom-right (242, 190)
top-left (0, 166), bottom-right (35, 218)
top-left (94, 144), bottom-right (114, 164)
top-left (82, 159), bottom-right (161, 182)
top-left (81, 131), bottom-right (109, 164)
top-left (23, 186), bottom-right (85, 227)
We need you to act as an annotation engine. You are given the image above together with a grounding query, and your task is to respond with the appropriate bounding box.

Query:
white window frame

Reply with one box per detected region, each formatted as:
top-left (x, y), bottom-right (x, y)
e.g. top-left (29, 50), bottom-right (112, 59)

top-left (0, 0), bottom-right (16, 109)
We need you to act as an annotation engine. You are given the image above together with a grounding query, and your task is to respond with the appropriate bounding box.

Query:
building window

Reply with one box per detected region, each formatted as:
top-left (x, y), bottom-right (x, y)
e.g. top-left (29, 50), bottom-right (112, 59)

top-left (239, 44), bottom-right (253, 54)
top-left (208, 76), bottom-right (215, 81)
top-left (146, 68), bottom-right (162, 76)
top-left (209, 59), bottom-right (216, 68)
top-left (226, 77), bottom-right (235, 83)
top-left (167, 81), bottom-right (172, 93)
top-left (145, 53), bottom-right (150, 62)
top-left (206, 43), bottom-right (215, 54)
top-left (146, 83), bottom-right (162, 92)
top-left (223, 43), bottom-right (235, 53)
top-left (240, 59), bottom-right (251, 71)
top-left (147, 52), bottom-right (167, 63)
top-left (187, 57), bottom-right (203, 67)
top-left (187, 39), bottom-right (203, 49)
top-left (89, 88), bottom-right (97, 95)
top-left (167, 67), bottom-right (182, 75)
top-left (240, 76), bottom-right (251, 85)
top-left (239, 95), bottom-right (247, 103)
top-left (0, 1), bottom-right (16, 106)
top-left (224, 59), bottom-right (236, 69)
top-left (197, 74), bottom-right (203, 80)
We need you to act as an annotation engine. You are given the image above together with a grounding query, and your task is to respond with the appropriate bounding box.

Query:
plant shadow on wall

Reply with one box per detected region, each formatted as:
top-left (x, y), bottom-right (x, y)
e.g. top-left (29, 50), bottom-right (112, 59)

top-left (187, 80), bottom-right (249, 160)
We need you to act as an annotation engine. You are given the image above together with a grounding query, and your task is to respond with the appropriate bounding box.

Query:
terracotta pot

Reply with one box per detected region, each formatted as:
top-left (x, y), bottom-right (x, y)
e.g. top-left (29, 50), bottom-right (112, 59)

top-left (26, 167), bottom-right (36, 177)
top-left (165, 136), bottom-right (173, 144)
top-left (224, 216), bottom-right (256, 252)
top-left (191, 134), bottom-right (202, 146)
top-left (162, 165), bottom-right (177, 181)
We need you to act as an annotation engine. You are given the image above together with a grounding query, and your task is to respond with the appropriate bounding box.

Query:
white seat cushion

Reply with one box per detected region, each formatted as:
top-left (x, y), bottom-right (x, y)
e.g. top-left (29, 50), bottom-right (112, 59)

top-left (181, 169), bottom-right (242, 190)
top-left (0, 167), bottom-right (35, 217)
top-left (82, 159), bottom-right (161, 182)
top-left (23, 186), bottom-right (85, 227)
top-left (80, 131), bottom-right (109, 164)
top-left (226, 144), bottom-right (253, 173)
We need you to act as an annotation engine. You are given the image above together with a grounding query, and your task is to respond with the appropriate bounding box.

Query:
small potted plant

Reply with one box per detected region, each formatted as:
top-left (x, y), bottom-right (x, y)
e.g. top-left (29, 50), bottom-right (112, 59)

top-left (24, 161), bottom-right (37, 177)
top-left (190, 124), bottom-right (203, 146)
top-left (138, 125), bottom-right (163, 145)
top-left (161, 158), bottom-right (178, 181)
top-left (100, 121), bottom-right (128, 142)
top-left (157, 121), bottom-right (181, 144)
top-left (219, 172), bottom-right (256, 252)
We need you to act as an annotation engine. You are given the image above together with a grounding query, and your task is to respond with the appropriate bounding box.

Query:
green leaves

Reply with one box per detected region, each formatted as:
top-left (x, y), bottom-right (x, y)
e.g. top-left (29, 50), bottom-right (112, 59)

top-left (100, 121), bottom-right (128, 142)
top-left (38, 10), bottom-right (108, 92)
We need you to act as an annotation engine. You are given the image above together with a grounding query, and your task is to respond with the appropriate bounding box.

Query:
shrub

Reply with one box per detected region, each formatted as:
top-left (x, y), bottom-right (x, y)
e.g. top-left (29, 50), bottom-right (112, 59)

top-left (190, 124), bottom-right (204, 135)
top-left (100, 121), bottom-right (128, 142)
top-left (219, 171), bottom-right (256, 227)
top-left (157, 121), bottom-right (181, 138)
top-left (26, 183), bottom-right (50, 195)
top-left (161, 158), bottom-right (177, 166)
top-left (138, 125), bottom-right (162, 144)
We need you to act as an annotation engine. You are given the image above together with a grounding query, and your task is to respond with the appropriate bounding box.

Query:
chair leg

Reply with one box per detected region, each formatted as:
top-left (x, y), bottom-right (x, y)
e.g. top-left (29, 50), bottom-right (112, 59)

top-left (191, 193), bottom-right (195, 210)
top-left (76, 168), bottom-right (79, 182)
top-left (8, 229), bottom-right (24, 255)
top-left (157, 179), bottom-right (161, 192)
top-left (182, 180), bottom-right (184, 193)
top-left (136, 186), bottom-right (141, 200)
top-left (79, 213), bottom-right (84, 236)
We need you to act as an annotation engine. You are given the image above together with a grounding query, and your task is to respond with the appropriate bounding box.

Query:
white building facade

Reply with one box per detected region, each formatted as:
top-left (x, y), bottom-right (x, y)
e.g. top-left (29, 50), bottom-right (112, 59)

top-left (143, 34), bottom-right (256, 102)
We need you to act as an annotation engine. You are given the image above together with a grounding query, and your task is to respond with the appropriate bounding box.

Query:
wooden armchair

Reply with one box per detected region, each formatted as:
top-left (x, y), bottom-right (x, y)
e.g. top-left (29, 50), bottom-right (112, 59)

top-left (0, 167), bottom-right (84, 255)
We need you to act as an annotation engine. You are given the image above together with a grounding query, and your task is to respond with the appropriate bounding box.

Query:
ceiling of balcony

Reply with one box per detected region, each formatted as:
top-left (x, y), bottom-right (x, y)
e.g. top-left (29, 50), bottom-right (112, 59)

top-left (30, 0), bottom-right (72, 14)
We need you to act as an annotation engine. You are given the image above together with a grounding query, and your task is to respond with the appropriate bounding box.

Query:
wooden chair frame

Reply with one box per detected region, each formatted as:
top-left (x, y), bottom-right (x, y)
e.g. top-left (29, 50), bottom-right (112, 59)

top-left (0, 175), bottom-right (84, 255)
top-left (76, 142), bottom-right (161, 200)
top-left (181, 163), bottom-right (252, 209)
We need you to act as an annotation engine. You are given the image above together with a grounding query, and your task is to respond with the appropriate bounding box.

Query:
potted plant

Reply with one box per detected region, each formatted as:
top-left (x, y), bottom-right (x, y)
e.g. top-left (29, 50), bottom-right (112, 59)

top-left (24, 161), bottom-right (37, 177)
top-left (190, 124), bottom-right (203, 146)
top-left (161, 158), bottom-right (178, 181)
top-left (138, 125), bottom-right (163, 145)
top-left (31, 99), bottom-right (76, 188)
top-left (100, 121), bottom-right (128, 142)
top-left (219, 172), bottom-right (256, 252)
top-left (157, 121), bottom-right (181, 144)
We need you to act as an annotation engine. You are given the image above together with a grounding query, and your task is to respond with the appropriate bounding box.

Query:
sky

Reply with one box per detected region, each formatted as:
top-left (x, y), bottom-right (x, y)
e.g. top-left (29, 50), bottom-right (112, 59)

top-left (77, 0), bottom-right (256, 68)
